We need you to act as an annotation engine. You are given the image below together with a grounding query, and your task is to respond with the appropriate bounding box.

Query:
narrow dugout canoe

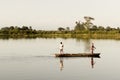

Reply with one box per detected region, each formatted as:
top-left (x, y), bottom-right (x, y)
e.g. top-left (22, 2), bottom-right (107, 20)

top-left (55, 53), bottom-right (100, 57)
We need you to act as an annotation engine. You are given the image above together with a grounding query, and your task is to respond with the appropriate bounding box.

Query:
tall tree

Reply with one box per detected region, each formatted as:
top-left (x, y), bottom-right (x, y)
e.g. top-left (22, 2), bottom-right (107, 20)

top-left (58, 27), bottom-right (65, 31)
top-left (83, 16), bottom-right (94, 30)
top-left (74, 21), bottom-right (85, 31)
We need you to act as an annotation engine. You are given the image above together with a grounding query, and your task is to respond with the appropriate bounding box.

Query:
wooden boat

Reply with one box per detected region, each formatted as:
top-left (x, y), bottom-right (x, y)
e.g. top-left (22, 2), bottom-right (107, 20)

top-left (55, 53), bottom-right (100, 57)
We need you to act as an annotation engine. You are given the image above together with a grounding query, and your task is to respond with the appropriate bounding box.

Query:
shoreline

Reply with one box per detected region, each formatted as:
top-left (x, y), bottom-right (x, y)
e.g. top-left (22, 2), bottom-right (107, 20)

top-left (0, 33), bottom-right (120, 39)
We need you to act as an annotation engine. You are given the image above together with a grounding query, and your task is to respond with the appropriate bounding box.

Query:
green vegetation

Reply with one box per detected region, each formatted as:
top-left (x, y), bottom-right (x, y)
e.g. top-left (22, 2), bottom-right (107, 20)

top-left (0, 16), bottom-right (120, 39)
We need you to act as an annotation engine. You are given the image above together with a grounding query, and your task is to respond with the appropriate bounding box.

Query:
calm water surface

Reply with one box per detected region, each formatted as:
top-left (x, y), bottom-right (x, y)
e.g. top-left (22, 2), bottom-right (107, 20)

top-left (0, 38), bottom-right (120, 80)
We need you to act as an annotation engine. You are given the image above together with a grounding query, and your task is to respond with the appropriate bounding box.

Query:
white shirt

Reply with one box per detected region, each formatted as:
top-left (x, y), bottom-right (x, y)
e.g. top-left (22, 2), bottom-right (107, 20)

top-left (59, 44), bottom-right (63, 49)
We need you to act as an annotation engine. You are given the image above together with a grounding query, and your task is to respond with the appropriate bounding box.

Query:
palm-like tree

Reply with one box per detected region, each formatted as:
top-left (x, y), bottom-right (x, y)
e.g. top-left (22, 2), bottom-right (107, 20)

top-left (83, 16), bottom-right (94, 30)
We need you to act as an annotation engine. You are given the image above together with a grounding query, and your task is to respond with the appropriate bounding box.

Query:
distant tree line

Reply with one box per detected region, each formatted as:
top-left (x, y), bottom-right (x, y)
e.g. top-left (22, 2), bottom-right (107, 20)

top-left (0, 16), bottom-right (120, 39)
top-left (58, 16), bottom-right (120, 34)
top-left (0, 26), bottom-right (37, 35)
top-left (74, 21), bottom-right (120, 32)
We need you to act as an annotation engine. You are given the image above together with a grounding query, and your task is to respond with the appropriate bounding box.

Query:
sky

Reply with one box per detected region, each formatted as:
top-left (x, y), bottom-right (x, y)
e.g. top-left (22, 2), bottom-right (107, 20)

top-left (0, 0), bottom-right (120, 30)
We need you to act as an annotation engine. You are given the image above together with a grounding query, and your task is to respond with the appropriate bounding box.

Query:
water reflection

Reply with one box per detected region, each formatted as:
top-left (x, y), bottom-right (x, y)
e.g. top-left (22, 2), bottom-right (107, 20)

top-left (91, 57), bottom-right (95, 68)
top-left (58, 57), bottom-right (99, 71)
top-left (76, 38), bottom-right (91, 52)
top-left (59, 58), bottom-right (64, 71)
top-left (83, 39), bottom-right (91, 52)
top-left (76, 39), bottom-right (97, 54)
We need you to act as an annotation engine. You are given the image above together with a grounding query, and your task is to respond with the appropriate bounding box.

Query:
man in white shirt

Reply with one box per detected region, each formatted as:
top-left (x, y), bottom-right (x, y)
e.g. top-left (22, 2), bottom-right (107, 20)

top-left (59, 42), bottom-right (64, 54)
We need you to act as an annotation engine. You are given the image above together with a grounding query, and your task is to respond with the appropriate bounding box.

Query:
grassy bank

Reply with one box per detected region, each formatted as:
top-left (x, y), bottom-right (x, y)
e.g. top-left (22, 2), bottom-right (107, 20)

top-left (0, 32), bottom-right (120, 39)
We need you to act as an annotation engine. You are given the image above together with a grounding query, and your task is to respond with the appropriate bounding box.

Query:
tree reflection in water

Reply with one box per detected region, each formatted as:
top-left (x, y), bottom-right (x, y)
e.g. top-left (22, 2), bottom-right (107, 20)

top-left (76, 38), bottom-right (91, 52)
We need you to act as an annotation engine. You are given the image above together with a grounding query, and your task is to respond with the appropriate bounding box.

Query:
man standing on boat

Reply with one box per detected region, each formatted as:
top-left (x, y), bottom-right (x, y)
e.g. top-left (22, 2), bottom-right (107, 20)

top-left (91, 43), bottom-right (96, 54)
top-left (59, 42), bottom-right (64, 54)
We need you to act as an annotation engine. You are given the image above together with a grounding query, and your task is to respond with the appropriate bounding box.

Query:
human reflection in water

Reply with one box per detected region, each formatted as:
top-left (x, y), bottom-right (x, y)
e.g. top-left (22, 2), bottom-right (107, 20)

top-left (91, 57), bottom-right (95, 68)
top-left (59, 58), bottom-right (64, 71)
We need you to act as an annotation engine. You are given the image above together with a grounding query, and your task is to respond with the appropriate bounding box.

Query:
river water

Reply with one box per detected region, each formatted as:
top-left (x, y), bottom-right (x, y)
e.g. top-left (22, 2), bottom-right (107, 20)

top-left (0, 38), bottom-right (120, 80)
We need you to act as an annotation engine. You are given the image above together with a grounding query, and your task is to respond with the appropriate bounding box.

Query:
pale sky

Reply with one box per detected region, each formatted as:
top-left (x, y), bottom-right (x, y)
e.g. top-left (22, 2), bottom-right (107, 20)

top-left (0, 0), bottom-right (120, 30)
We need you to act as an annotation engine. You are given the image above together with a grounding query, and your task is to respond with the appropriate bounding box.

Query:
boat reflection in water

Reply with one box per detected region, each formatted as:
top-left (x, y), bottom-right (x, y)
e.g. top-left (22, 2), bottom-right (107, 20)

top-left (58, 57), bottom-right (99, 71)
